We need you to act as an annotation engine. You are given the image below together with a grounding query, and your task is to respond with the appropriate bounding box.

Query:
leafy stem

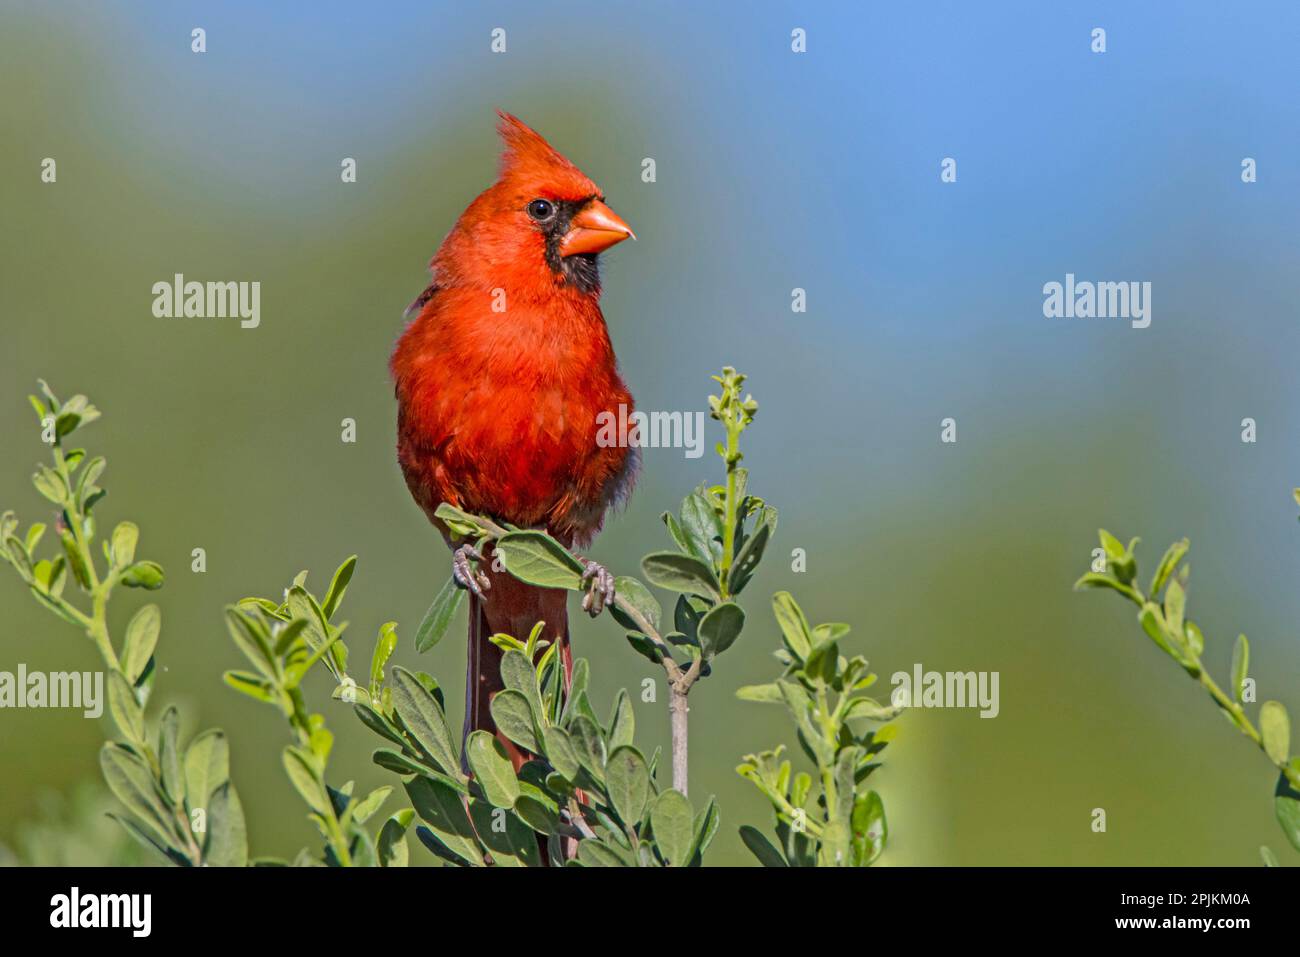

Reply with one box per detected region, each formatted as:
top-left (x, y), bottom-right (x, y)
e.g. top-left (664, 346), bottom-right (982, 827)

top-left (735, 592), bottom-right (900, 866)
top-left (1076, 528), bottom-right (1300, 854)
top-left (422, 368), bottom-right (772, 798)
top-left (2, 381), bottom-right (244, 868)
top-left (225, 559), bottom-right (415, 867)
top-left (713, 368), bottom-right (753, 595)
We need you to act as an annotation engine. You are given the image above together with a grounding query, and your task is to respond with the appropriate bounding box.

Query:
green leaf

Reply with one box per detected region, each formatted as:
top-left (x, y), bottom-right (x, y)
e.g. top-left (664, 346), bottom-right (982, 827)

top-left (223, 670), bottom-right (276, 703)
top-left (206, 782), bottom-right (249, 866)
top-left (25, 522), bottom-right (46, 555)
top-left (110, 521), bottom-right (138, 568)
top-left (352, 703), bottom-right (405, 747)
top-left (660, 511), bottom-right (693, 555)
top-left (378, 809), bottom-right (415, 867)
top-left (772, 591), bottom-right (812, 661)
top-left (674, 594), bottom-right (705, 640)
top-left (568, 716), bottom-right (607, 783)
top-left (1098, 530), bottom-right (1138, 583)
top-left (739, 825), bottom-right (787, 867)
top-left (372, 748), bottom-right (457, 784)
top-left (778, 679), bottom-right (833, 765)
top-left (832, 747), bottom-right (859, 825)
top-left (75, 456), bottom-right (105, 508)
top-left (344, 786), bottom-right (390, 827)
top-left (283, 630), bottom-right (346, 689)
top-left (432, 502), bottom-right (494, 539)
top-left (640, 552), bottom-right (721, 601)
top-left (1261, 701), bottom-right (1290, 766)
top-left (184, 729), bottom-right (229, 812)
top-left (225, 610), bottom-right (276, 672)
top-left (414, 826), bottom-right (466, 866)
top-left (814, 622), bottom-right (851, 644)
top-left (1231, 634), bottom-right (1249, 703)
top-left (576, 839), bottom-right (627, 867)
top-left (59, 529), bottom-right (89, 588)
top-left (1072, 572), bottom-right (1141, 604)
top-left (1163, 579), bottom-right (1186, 642)
top-left (1149, 538), bottom-right (1189, 596)
top-left (735, 682), bottom-right (783, 704)
top-left (273, 617), bottom-right (309, 658)
top-left (107, 813), bottom-right (186, 866)
top-left (851, 790), bottom-right (887, 866)
top-left (405, 776), bottom-right (483, 866)
top-left (414, 576), bottom-right (465, 653)
top-left (35, 379), bottom-right (59, 410)
top-left (467, 799), bottom-right (540, 867)
top-left (1099, 529), bottom-right (1125, 559)
top-left (122, 603), bottom-right (161, 684)
top-left (495, 531), bottom-right (584, 590)
top-left (466, 731), bottom-right (520, 808)
top-left (369, 620), bottom-right (398, 691)
top-left (285, 585), bottom-right (329, 651)
top-left (99, 743), bottom-right (177, 849)
top-left (606, 690), bottom-right (635, 751)
top-left (121, 560), bottom-right (164, 590)
top-left (625, 632), bottom-right (665, 665)
top-left (4, 534), bottom-right (32, 580)
top-left (688, 795), bottom-right (719, 865)
top-left (541, 725), bottom-right (582, 782)
top-left (490, 690), bottom-right (539, 753)
top-left (158, 706), bottom-right (184, 805)
top-left (320, 555), bottom-right (356, 619)
top-left (107, 670), bottom-right (145, 745)
top-left (608, 576), bottom-right (662, 633)
top-left (55, 410), bottom-right (82, 438)
top-left (282, 747), bottom-right (331, 816)
top-left (1138, 603), bottom-right (1179, 660)
top-left (390, 667), bottom-right (461, 777)
top-left (697, 601), bottom-right (745, 658)
top-left (728, 521), bottom-right (770, 594)
top-left (650, 789), bottom-right (694, 866)
top-left (31, 557), bottom-right (53, 592)
top-left (843, 696), bottom-right (904, 722)
top-left (1276, 765), bottom-right (1300, 853)
top-left (679, 491), bottom-right (723, 563)
top-left (606, 746), bottom-right (650, 827)
top-left (499, 650), bottom-right (544, 726)
top-left (32, 466), bottom-right (65, 505)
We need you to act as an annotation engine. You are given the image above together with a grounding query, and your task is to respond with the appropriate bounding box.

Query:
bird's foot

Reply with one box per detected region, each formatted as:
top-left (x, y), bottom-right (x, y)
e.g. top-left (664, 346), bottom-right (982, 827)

top-left (579, 557), bottom-right (615, 617)
top-left (452, 543), bottom-right (491, 600)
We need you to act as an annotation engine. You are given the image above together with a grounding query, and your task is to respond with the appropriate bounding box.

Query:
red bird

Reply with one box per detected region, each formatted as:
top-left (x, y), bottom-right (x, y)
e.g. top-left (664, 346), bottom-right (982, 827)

top-left (390, 112), bottom-right (637, 759)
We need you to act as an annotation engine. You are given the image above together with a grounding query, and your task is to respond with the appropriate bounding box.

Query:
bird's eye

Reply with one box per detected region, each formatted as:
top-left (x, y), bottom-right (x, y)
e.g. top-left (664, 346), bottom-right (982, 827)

top-left (526, 199), bottom-right (554, 220)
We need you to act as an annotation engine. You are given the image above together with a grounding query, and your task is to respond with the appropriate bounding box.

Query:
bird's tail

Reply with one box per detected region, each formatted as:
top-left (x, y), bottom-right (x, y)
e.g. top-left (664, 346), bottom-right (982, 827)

top-left (463, 542), bottom-right (572, 770)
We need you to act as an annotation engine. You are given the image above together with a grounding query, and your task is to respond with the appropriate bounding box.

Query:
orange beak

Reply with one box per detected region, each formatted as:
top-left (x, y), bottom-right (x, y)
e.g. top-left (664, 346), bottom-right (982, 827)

top-left (560, 199), bottom-right (636, 256)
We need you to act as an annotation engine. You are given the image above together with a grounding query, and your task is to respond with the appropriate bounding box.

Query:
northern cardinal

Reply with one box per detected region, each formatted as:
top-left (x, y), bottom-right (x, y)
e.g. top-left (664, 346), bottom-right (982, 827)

top-left (390, 112), bottom-right (637, 762)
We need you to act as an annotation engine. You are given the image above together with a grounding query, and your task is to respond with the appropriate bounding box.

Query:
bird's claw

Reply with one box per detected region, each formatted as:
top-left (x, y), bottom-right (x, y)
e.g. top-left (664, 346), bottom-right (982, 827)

top-left (579, 558), bottom-right (615, 617)
top-left (452, 543), bottom-right (492, 599)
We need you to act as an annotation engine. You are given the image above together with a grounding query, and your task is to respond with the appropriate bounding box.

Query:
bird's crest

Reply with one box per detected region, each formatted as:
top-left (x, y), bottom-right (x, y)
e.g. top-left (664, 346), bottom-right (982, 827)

top-left (496, 111), bottom-right (599, 199)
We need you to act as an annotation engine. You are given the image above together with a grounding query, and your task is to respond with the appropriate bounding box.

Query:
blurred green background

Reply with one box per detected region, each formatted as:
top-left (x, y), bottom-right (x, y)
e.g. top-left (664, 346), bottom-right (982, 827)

top-left (3, 1), bottom-right (1299, 865)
